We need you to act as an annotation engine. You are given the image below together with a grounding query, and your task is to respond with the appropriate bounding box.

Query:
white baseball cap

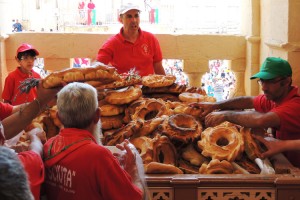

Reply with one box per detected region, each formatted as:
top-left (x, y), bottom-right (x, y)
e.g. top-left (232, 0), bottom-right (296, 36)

top-left (119, 3), bottom-right (141, 15)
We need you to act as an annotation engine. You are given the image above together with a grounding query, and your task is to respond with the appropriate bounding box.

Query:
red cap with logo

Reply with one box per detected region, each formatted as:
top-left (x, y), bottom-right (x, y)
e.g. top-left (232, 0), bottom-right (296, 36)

top-left (16, 43), bottom-right (39, 56)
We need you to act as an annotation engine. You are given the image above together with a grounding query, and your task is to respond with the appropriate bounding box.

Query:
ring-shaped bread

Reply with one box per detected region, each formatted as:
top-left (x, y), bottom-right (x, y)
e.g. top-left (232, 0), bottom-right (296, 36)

top-left (198, 125), bottom-right (244, 161)
top-left (105, 85), bottom-right (142, 105)
top-left (99, 100), bottom-right (125, 117)
top-left (131, 99), bottom-right (169, 121)
top-left (142, 75), bottom-right (176, 88)
top-left (130, 136), bottom-right (154, 164)
top-left (178, 92), bottom-right (205, 103)
top-left (199, 159), bottom-right (234, 174)
top-left (152, 135), bottom-right (177, 166)
top-left (159, 114), bottom-right (202, 143)
top-left (144, 162), bottom-right (183, 174)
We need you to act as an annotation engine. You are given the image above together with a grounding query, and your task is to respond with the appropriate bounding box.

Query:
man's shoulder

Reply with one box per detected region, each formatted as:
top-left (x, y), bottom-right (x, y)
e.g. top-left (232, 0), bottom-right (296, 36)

top-left (104, 33), bottom-right (122, 45)
top-left (8, 68), bottom-right (20, 74)
top-left (141, 29), bottom-right (156, 38)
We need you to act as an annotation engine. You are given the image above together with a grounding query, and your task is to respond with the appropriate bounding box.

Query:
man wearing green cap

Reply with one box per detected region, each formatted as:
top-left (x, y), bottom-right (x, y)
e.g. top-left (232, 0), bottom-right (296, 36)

top-left (191, 57), bottom-right (300, 168)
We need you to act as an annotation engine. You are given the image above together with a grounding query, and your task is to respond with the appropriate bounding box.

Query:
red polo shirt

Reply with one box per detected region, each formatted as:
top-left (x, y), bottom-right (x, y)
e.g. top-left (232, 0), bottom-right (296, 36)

top-left (0, 102), bottom-right (13, 144)
top-left (18, 150), bottom-right (45, 200)
top-left (43, 128), bottom-right (142, 200)
top-left (2, 67), bottom-right (40, 105)
top-left (253, 86), bottom-right (300, 167)
top-left (97, 28), bottom-right (163, 76)
top-left (0, 102), bottom-right (13, 121)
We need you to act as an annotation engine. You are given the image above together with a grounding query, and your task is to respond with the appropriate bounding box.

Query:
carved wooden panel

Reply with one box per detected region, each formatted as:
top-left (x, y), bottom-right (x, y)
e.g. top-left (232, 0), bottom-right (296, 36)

top-left (148, 187), bottom-right (173, 200)
top-left (197, 188), bottom-right (275, 200)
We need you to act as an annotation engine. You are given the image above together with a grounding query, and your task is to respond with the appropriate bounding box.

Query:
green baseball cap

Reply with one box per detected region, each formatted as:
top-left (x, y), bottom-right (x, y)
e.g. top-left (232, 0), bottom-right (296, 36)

top-left (250, 57), bottom-right (292, 80)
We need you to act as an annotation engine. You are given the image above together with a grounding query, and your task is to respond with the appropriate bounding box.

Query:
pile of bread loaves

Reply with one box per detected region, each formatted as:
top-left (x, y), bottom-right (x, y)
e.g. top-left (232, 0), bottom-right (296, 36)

top-left (16, 62), bottom-right (271, 175)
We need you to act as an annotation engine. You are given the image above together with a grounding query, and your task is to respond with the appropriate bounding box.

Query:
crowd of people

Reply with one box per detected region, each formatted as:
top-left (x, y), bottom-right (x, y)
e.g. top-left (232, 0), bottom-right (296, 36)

top-left (2, 2), bottom-right (300, 199)
top-left (78, 0), bottom-right (96, 25)
top-left (163, 59), bottom-right (189, 85)
top-left (201, 60), bottom-right (236, 101)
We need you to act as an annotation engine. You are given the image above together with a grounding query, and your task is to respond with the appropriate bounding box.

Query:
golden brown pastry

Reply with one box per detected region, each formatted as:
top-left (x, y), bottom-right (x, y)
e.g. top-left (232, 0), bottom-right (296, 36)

top-left (241, 127), bottom-right (263, 161)
top-left (178, 92), bottom-right (205, 103)
top-left (101, 115), bottom-right (124, 130)
top-left (95, 75), bottom-right (142, 90)
top-left (144, 162), bottom-right (183, 174)
top-left (198, 124), bottom-right (244, 161)
top-left (159, 114), bottom-right (202, 143)
top-left (49, 105), bottom-right (63, 129)
top-left (178, 159), bottom-right (200, 174)
top-left (99, 100), bottom-right (125, 117)
top-left (105, 85), bottom-right (142, 105)
top-left (142, 74), bottom-right (176, 88)
top-left (42, 62), bottom-right (120, 88)
top-left (181, 144), bottom-right (208, 167)
top-left (135, 116), bottom-right (167, 137)
top-left (131, 98), bottom-right (169, 121)
top-left (130, 136), bottom-right (154, 164)
top-left (152, 135), bottom-right (177, 166)
top-left (103, 119), bottom-right (143, 146)
top-left (199, 159), bottom-right (235, 174)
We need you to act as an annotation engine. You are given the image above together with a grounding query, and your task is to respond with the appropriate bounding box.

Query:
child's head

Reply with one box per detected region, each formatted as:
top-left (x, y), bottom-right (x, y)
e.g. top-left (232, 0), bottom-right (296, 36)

top-left (15, 43), bottom-right (39, 73)
top-left (16, 43), bottom-right (39, 60)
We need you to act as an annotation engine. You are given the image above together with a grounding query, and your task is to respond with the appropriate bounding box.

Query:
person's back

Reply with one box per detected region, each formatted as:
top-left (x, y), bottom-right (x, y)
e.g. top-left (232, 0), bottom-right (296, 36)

top-left (44, 139), bottom-right (141, 200)
top-left (43, 82), bottom-right (143, 200)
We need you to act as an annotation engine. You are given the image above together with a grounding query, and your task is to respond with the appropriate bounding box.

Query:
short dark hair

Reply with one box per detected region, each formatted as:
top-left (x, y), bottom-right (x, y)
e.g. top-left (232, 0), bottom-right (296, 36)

top-left (17, 50), bottom-right (37, 60)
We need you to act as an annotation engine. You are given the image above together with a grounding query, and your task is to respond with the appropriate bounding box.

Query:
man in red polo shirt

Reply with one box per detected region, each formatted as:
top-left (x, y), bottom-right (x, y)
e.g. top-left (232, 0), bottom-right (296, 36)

top-left (192, 57), bottom-right (300, 168)
top-left (96, 3), bottom-right (165, 76)
top-left (43, 82), bottom-right (144, 200)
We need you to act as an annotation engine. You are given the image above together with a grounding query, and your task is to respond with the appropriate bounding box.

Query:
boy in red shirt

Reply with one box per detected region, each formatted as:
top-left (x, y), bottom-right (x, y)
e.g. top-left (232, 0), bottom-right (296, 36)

top-left (2, 43), bottom-right (41, 105)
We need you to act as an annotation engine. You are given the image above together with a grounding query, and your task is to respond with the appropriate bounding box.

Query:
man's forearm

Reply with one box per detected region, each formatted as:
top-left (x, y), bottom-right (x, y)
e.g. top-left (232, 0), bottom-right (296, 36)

top-left (218, 96), bottom-right (255, 110)
top-left (224, 110), bottom-right (267, 128)
top-left (2, 100), bottom-right (41, 139)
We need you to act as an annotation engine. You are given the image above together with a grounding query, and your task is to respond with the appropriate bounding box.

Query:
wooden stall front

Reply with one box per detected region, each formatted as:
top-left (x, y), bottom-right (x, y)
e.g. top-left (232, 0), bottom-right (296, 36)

top-left (145, 155), bottom-right (300, 200)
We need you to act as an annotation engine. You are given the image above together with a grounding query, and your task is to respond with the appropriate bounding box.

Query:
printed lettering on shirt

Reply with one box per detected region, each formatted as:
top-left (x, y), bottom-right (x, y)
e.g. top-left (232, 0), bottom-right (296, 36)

top-left (47, 164), bottom-right (76, 193)
top-left (141, 44), bottom-right (150, 55)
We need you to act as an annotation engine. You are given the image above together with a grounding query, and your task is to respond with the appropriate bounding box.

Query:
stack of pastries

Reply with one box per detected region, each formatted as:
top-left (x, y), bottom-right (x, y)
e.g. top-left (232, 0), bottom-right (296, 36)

top-left (19, 63), bottom-right (270, 175)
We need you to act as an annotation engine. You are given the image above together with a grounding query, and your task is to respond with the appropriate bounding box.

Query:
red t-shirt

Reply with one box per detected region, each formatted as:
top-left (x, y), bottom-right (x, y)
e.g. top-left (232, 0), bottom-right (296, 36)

top-left (88, 2), bottom-right (95, 9)
top-left (2, 67), bottom-right (41, 105)
top-left (43, 128), bottom-right (142, 200)
top-left (97, 28), bottom-right (163, 76)
top-left (0, 102), bottom-right (13, 120)
top-left (0, 102), bottom-right (13, 144)
top-left (18, 150), bottom-right (45, 200)
top-left (253, 86), bottom-right (300, 167)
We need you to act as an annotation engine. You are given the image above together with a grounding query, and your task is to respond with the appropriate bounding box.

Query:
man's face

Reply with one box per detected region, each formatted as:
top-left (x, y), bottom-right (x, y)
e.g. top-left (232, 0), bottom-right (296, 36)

top-left (120, 9), bottom-right (140, 32)
top-left (257, 77), bottom-right (288, 101)
top-left (16, 53), bottom-right (36, 74)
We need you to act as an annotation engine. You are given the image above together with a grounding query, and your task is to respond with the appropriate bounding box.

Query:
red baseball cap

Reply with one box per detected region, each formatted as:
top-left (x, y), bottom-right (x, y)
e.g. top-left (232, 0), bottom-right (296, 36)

top-left (16, 43), bottom-right (39, 56)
